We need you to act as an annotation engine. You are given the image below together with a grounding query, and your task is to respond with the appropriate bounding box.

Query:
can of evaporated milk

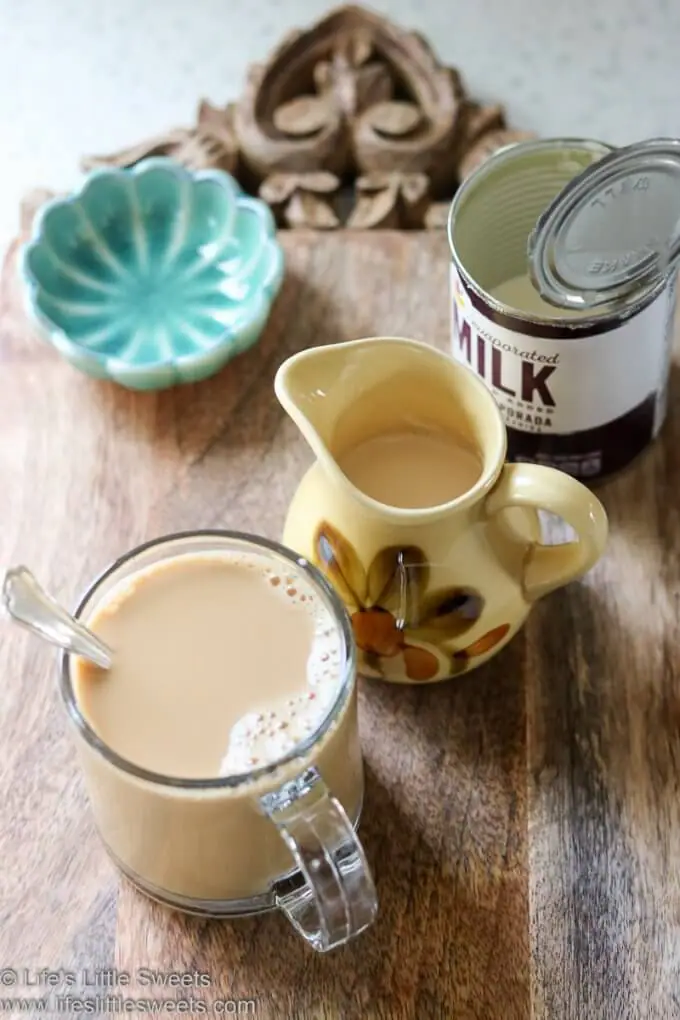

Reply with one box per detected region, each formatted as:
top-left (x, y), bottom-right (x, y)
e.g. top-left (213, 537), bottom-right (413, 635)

top-left (447, 137), bottom-right (680, 482)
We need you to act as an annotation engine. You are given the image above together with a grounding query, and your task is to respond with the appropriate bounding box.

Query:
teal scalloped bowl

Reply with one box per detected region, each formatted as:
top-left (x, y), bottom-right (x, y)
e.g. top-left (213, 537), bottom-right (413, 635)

top-left (20, 159), bottom-right (284, 390)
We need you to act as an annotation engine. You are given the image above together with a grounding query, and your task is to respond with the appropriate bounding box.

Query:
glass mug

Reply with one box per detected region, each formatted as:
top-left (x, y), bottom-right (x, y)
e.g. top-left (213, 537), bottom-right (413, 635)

top-left (59, 532), bottom-right (378, 952)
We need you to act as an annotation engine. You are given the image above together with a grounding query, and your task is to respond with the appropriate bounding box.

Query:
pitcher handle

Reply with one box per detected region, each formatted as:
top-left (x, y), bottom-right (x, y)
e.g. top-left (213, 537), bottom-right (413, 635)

top-left (260, 767), bottom-right (377, 952)
top-left (484, 463), bottom-right (608, 601)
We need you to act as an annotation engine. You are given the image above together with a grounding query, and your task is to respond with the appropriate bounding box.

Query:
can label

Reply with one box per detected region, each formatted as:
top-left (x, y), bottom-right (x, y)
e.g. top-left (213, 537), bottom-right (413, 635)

top-left (450, 264), bottom-right (677, 480)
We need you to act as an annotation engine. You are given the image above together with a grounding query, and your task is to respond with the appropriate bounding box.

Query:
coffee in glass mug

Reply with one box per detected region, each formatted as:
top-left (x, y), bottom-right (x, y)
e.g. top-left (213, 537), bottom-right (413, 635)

top-left (60, 531), bottom-right (377, 952)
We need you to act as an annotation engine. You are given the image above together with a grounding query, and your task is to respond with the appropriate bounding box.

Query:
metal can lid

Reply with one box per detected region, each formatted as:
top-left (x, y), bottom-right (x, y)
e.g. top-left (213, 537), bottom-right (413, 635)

top-left (528, 138), bottom-right (680, 311)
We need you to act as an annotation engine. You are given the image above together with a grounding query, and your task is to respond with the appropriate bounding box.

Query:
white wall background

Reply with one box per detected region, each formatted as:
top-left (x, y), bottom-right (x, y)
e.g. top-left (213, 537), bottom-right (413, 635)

top-left (2, 0), bottom-right (679, 249)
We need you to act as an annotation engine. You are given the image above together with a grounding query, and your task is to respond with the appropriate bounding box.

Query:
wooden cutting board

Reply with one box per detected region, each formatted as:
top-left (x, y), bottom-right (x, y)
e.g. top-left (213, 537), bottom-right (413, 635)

top-left (1, 213), bottom-right (679, 1020)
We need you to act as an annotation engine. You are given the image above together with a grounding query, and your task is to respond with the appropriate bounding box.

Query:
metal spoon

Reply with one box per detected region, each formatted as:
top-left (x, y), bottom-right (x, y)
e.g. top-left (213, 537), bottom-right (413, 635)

top-left (2, 566), bottom-right (113, 669)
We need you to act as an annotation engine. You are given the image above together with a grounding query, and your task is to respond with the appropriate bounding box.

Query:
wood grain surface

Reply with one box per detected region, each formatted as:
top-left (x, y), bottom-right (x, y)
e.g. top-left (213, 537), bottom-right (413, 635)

top-left (0, 218), bottom-right (678, 1020)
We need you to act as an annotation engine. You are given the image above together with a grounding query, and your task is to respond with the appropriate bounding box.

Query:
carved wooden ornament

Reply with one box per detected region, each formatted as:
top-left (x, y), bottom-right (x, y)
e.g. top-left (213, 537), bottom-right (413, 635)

top-left (81, 5), bottom-right (534, 229)
top-left (347, 173), bottom-right (430, 229)
top-left (234, 6), bottom-right (466, 195)
top-left (260, 172), bottom-right (341, 229)
top-left (83, 102), bottom-right (238, 175)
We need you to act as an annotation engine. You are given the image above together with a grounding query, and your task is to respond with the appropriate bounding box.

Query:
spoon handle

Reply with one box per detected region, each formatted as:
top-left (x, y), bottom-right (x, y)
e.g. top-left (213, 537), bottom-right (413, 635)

top-left (2, 566), bottom-right (113, 669)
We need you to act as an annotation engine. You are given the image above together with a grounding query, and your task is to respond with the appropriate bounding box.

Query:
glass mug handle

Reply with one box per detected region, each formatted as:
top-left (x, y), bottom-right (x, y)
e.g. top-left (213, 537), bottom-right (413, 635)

top-left (484, 462), bottom-right (609, 601)
top-left (260, 767), bottom-right (377, 952)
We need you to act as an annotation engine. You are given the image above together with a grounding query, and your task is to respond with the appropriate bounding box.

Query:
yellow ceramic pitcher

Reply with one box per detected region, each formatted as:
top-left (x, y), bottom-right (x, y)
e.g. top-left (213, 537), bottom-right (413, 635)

top-left (275, 337), bottom-right (608, 684)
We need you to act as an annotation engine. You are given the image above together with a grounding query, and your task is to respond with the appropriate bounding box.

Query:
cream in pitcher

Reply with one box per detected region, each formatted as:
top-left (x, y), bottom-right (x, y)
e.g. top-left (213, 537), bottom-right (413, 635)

top-left (275, 337), bottom-right (608, 684)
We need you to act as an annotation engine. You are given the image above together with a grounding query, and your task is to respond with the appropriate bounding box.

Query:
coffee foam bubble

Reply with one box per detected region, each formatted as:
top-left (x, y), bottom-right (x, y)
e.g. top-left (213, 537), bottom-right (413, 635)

top-left (218, 561), bottom-right (345, 777)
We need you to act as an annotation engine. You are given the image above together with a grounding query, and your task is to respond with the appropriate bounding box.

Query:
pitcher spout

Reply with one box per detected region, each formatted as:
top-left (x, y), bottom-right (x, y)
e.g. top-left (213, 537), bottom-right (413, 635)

top-left (275, 336), bottom-right (454, 452)
top-left (274, 339), bottom-right (373, 465)
top-left (275, 336), bottom-right (505, 520)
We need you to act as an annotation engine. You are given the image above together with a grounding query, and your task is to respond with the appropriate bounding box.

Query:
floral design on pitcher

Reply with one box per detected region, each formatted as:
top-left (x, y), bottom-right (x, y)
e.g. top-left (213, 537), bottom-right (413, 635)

top-left (314, 522), bottom-right (511, 681)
